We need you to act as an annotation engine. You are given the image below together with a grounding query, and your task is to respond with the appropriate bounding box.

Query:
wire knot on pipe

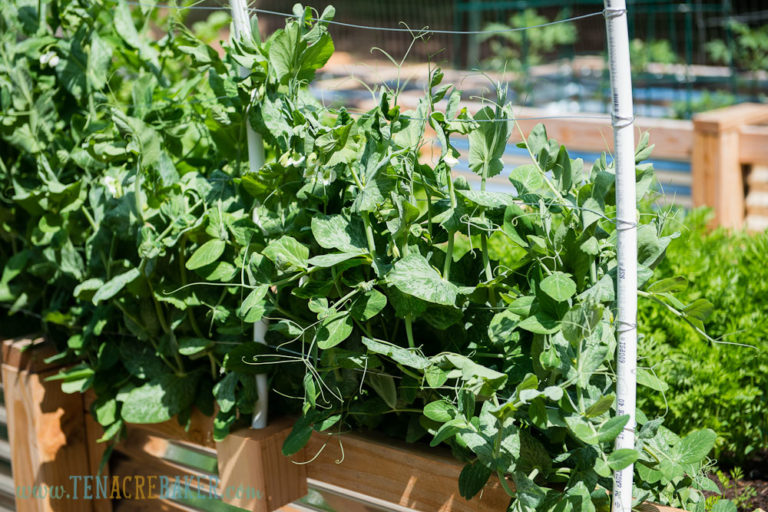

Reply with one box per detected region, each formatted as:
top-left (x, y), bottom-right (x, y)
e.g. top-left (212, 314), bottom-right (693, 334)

top-left (603, 7), bottom-right (627, 19)
top-left (614, 217), bottom-right (638, 231)
top-left (616, 320), bottom-right (637, 334)
top-left (611, 112), bottom-right (635, 128)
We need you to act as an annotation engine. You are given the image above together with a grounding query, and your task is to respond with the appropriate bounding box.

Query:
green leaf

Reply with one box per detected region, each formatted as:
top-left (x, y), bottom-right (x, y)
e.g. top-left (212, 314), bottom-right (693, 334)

top-left (311, 214), bottom-right (367, 253)
top-left (386, 253), bottom-right (458, 306)
top-left (488, 309), bottom-right (520, 345)
top-left (299, 33), bottom-right (334, 80)
top-left (539, 272), bottom-right (577, 302)
top-left (303, 372), bottom-right (317, 408)
top-left (423, 400), bottom-right (457, 423)
top-left (368, 373), bottom-right (397, 409)
top-left (92, 397), bottom-right (118, 426)
top-left (509, 164), bottom-right (545, 194)
top-left (353, 174), bottom-right (394, 213)
top-left (565, 415), bottom-right (598, 444)
top-left (88, 32), bottom-right (113, 90)
top-left (0, 250), bottom-right (30, 285)
top-left (263, 236), bottom-right (309, 271)
top-left (518, 312), bottom-right (560, 334)
top-left (430, 418), bottom-right (465, 447)
top-left (115, 0), bottom-right (143, 48)
top-left (510, 296), bottom-right (535, 316)
top-left (350, 289), bottom-right (387, 322)
top-left (361, 337), bottom-right (430, 370)
top-left (120, 374), bottom-right (197, 424)
top-left (581, 197), bottom-right (603, 229)
top-left (647, 276), bottom-right (688, 293)
top-left (468, 106), bottom-right (509, 178)
top-left (269, 25), bottom-right (298, 82)
top-left (637, 368), bottom-right (668, 392)
top-left (585, 394), bottom-right (614, 418)
top-left (56, 36), bottom-right (88, 100)
top-left (282, 415), bottom-right (314, 456)
top-left (214, 373), bottom-right (238, 413)
top-left (683, 298), bottom-right (714, 323)
top-left (598, 415), bottom-right (630, 443)
top-left (608, 448), bottom-right (639, 470)
top-left (186, 239), bottom-right (226, 270)
top-left (456, 190), bottom-right (515, 208)
top-left (240, 285), bottom-right (269, 323)
top-left (425, 365), bottom-right (448, 388)
top-left (98, 421), bottom-right (124, 443)
top-left (677, 429), bottom-right (717, 464)
top-left (178, 337), bottom-right (212, 356)
top-left (308, 252), bottom-right (364, 268)
top-left (458, 460), bottom-right (492, 500)
top-left (594, 458), bottom-right (611, 478)
top-left (711, 500), bottom-right (737, 512)
top-left (316, 414), bottom-right (342, 432)
top-left (553, 145), bottom-right (572, 191)
top-left (435, 354), bottom-right (508, 397)
top-left (92, 268), bottom-right (141, 305)
top-left (316, 312), bottom-right (354, 349)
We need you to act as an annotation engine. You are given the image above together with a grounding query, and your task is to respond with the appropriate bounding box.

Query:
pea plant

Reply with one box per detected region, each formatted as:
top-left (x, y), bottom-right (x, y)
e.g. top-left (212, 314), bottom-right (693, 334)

top-left (0, 1), bottom-right (727, 510)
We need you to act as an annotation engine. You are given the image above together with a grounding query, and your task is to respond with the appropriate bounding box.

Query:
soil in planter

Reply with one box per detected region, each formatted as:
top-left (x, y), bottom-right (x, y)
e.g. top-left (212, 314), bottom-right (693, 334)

top-left (704, 457), bottom-right (768, 512)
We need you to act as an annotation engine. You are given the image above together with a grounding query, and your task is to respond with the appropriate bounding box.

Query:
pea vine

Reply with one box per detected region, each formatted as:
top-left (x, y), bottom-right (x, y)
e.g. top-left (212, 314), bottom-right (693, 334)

top-left (0, 1), bottom-right (729, 510)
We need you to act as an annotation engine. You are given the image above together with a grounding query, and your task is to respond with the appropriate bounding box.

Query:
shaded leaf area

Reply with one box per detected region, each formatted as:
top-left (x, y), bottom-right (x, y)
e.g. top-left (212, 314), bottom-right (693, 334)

top-left (0, 2), bottom-right (722, 510)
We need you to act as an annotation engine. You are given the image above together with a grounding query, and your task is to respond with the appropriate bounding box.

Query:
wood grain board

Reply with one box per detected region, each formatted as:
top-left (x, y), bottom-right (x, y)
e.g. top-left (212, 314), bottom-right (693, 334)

top-left (1, 337), bottom-right (94, 512)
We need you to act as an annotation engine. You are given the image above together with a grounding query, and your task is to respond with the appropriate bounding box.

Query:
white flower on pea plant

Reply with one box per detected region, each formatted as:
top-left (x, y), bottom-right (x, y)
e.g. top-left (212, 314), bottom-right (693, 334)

top-left (279, 151), bottom-right (305, 168)
top-left (443, 153), bottom-right (459, 168)
top-left (102, 175), bottom-right (122, 198)
top-left (39, 51), bottom-right (59, 68)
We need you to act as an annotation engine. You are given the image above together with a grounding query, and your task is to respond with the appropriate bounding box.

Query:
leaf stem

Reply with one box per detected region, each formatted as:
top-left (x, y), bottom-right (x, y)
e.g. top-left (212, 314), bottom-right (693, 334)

top-left (497, 471), bottom-right (515, 497)
top-left (443, 233), bottom-right (454, 279)
top-left (444, 161), bottom-right (459, 280)
top-left (208, 353), bottom-right (217, 379)
top-left (480, 163), bottom-right (494, 289)
top-left (179, 236), bottom-right (206, 339)
top-left (362, 212), bottom-right (377, 256)
top-left (405, 314), bottom-right (415, 348)
top-left (148, 281), bottom-right (185, 374)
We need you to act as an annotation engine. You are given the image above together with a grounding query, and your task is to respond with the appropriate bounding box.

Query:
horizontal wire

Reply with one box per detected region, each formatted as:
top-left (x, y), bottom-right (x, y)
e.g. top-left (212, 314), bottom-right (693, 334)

top-left (252, 8), bottom-right (605, 35)
top-left (124, 1), bottom-right (605, 35)
top-left (94, 90), bottom-right (613, 124)
top-left (345, 111), bottom-right (612, 123)
top-left (126, 0), bottom-right (226, 10)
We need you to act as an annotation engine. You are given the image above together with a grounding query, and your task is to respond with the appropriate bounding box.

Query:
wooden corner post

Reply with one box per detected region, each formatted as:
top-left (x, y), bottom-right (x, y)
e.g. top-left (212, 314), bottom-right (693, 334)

top-left (692, 103), bottom-right (768, 228)
top-left (1, 337), bottom-right (97, 512)
top-left (215, 417), bottom-right (307, 511)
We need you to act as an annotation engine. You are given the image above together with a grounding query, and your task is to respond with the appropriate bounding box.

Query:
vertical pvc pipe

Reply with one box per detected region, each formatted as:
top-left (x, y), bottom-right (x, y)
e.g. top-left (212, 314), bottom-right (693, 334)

top-left (604, 1), bottom-right (637, 512)
top-left (229, 0), bottom-right (269, 430)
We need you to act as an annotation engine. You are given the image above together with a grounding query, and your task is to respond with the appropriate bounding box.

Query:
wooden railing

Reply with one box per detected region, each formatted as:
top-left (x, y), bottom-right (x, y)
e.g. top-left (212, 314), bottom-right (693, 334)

top-left (692, 103), bottom-right (768, 230)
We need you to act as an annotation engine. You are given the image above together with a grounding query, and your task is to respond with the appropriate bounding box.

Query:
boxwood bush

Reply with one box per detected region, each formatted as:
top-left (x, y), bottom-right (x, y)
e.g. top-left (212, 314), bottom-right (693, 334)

top-left (0, 1), bottom-right (731, 510)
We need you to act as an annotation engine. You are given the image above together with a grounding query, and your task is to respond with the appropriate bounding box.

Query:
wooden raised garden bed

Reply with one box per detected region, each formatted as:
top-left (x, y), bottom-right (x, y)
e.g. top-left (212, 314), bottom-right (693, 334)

top-left (1, 337), bottom-right (682, 512)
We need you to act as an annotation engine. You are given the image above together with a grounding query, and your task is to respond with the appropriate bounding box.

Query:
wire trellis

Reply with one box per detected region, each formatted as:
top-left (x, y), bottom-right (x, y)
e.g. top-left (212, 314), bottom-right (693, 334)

top-left (125, 0), bottom-right (604, 35)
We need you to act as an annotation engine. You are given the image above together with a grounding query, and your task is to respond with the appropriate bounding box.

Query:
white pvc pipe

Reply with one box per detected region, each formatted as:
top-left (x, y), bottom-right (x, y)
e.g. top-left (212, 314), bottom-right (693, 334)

top-left (229, 0), bottom-right (269, 430)
top-left (604, 1), bottom-right (637, 512)
top-left (251, 317), bottom-right (269, 429)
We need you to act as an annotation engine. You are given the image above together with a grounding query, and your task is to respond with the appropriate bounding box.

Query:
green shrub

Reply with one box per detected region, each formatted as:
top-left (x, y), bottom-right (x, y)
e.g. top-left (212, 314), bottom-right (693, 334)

top-left (638, 209), bottom-right (768, 464)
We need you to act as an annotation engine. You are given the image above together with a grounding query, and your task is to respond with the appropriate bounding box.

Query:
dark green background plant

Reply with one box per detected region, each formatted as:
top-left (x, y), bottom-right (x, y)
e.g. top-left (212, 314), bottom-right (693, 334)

top-left (480, 9), bottom-right (576, 98)
top-left (639, 209), bottom-right (768, 466)
top-left (0, 1), bottom-right (726, 510)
